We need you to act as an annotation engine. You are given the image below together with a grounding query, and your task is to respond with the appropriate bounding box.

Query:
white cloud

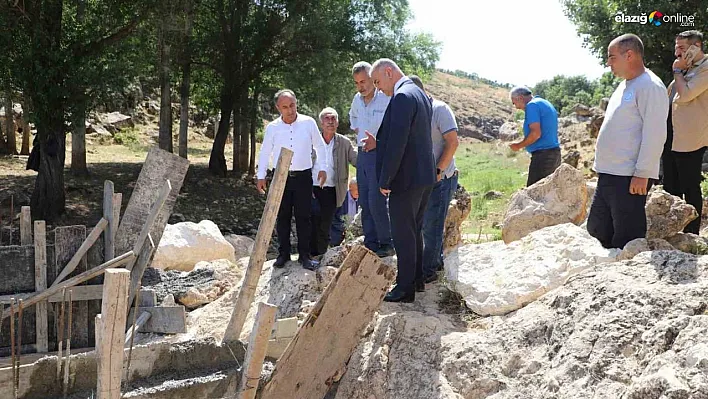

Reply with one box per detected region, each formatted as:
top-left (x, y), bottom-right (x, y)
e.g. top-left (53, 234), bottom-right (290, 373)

top-left (406, 0), bottom-right (609, 86)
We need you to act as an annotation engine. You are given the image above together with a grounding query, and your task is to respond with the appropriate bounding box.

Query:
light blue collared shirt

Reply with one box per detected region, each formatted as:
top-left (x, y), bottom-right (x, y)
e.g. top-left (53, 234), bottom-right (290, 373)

top-left (349, 89), bottom-right (390, 145)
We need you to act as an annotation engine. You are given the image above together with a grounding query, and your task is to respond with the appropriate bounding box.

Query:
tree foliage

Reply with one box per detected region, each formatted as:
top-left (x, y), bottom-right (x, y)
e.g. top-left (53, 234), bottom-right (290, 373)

top-left (563, 0), bottom-right (708, 83)
top-left (533, 72), bottom-right (621, 115)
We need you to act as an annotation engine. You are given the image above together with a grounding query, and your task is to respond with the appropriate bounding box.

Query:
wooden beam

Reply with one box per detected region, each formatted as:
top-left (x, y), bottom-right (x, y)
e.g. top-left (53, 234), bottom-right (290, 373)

top-left (238, 302), bottom-right (277, 399)
top-left (0, 285), bottom-right (103, 304)
top-left (0, 251), bottom-right (136, 321)
top-left (137, 306), bottom-right (186, 334)
top-left (123, 311), bottom-right (151, 346)
top-left (112, 193), bottom-right (122, 242)
top-left (97, 269), bottom-right (130, 399)
top-left (222, 148), bottom-right (293, 343)
top-left (259, 246), bottom-right (395, 399)
top-left (20, 207), bottom-right (31, 246)
top-left (33, 221), bottom-right (48, 353)
top-left (52, 219), bottom-right (109, 287)
top-left (104, 181), bottom-right (115, 262)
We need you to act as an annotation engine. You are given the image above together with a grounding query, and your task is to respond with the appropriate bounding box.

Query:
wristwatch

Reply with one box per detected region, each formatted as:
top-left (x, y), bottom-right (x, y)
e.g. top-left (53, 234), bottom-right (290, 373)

top-left (673, 68), bottom-right (684, 75)
top-left (436, 168), bottom-right (442, 175)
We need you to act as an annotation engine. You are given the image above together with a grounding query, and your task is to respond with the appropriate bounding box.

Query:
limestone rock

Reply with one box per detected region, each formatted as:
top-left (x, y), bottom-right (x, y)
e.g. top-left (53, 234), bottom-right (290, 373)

top-left (224, 234), bottom-right (255, 260)
top-left (319, 245), bottom-right (351, 268)
top-left (646, 190), bottom-right (698, 240)
top-left (152, 220), bottom-right (237, 271)
top-left (618, 238), bottom-right (676, 261)
top-left (349, 210), bottom-right (363, 239)
top-left (571, 103), bottom-right (593, 117)
top-left (502, 164), bottom-right (588, 243)
top-left (338, 250), bottom-right (708, 399)
top-left (99, 111), bottom-right (134, 132)
top-left (666, 232), bottom-right (708, 255)
top-left (444, 186), bottom-right (472, 251)
top-left (562, 150), bottom-right (580, 168)
top-left (498, 122), bottom-right (519, 141)
top-left (445, 223), bottom-right (620, 316)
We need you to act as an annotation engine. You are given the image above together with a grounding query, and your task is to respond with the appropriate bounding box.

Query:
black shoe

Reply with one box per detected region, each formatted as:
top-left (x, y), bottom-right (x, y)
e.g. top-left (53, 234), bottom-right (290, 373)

top-left (376, 244), bottom-right (396, 258)
top-left (274, 255), bottom-right (290, 268)
top-left (424, 273), bottom-right (439, 284)
top-left (300, 256), bottom-right (319, 271)
top-left (384, 286), bottom-right (415, 303)
top-left (416, 280), bottom-right (425, 292)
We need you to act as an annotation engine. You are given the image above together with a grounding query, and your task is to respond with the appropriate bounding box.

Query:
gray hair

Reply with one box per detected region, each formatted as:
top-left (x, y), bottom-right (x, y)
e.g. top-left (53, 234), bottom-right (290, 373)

top-left (611, 34), bottom-right (644, 59)
top-left (274, 89), bottom-right (296, 104)
top-left (509, 86), bottom-right (532, 99)
top-left (349, 177), bottom-right (357, 185)
top-left (409, 75), bottom-right (425, 92)
top-left (352, 61), bottom-right (371, 76)
top-left (318, 107), bottom-right (339, 122)
top-left (371, 58), bottom-right (402, 76)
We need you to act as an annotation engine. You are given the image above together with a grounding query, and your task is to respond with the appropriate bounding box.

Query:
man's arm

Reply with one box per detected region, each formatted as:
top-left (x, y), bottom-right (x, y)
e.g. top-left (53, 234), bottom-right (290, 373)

top-left (311, 120), bottom-right (328, 186)
top-left (378, 92), bottom-right (415, 190)
top-left (349, 96), bottom-right (359, 134)
top-left (346, 137), bottom-right (357, 167)
top-left (510, 102), bottom-right (541, 151)
top-left (673, 67), bottom-right (708, 103)
top-left (634, 84), bottom-right (670, 180)
top-left (435, 103), bottom-right (459, 173)
top-left (256, 125), bottom-right (275, 192)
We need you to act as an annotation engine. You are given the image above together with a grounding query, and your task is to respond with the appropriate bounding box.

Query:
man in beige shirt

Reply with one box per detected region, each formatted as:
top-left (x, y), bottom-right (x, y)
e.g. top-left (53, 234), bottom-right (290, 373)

top-left (663, 30), bottom-right (708, 234)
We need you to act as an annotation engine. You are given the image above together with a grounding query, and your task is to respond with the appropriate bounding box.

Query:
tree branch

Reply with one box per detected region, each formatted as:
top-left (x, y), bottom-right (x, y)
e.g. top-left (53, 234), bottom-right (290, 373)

top-left (73, 17), bottom-right (143, 59)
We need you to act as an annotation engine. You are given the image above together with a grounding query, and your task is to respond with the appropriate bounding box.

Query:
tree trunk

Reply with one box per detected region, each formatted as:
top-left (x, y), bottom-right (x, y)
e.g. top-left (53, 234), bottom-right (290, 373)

top-left (71, 104), bottom-right (88, 175)
top-left (158, 17), bottom-right (173, 153)
top-left (208, 88), bottom-right (234, 177)
top-left (178, 0), bottom-right (193, 159)
top-left (31, 115), bottom-right (66, 221)
top-left (232, 101), bottom-right (242, 173)
top-left (5, 93), bottom-right (17, 155)
top-left (248, 89), bottom-right (259, 176)
top-left (20, 100), bottom-right (31, 155)
top-left (239, 105), bottom-right (249, 174)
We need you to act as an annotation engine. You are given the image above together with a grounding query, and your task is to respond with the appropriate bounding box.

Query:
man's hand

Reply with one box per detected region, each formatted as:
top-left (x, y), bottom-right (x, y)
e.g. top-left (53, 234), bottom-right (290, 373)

top-left (436, 169), bottom-right (442, 182)
top-left (362, 131), bottom-right (377, 152)
top-left (673, 57), bottom-right (689, 71)
top-left (380, 188), bottom-right (391, 196)
top-left (318, 171), bottom-right (327, 188)
top-left (629, 177), bottom-right (649, 195)
top-left (509, 143), bottom-right (523, 152)
top-left (256, 179), bottom-right (267, 194)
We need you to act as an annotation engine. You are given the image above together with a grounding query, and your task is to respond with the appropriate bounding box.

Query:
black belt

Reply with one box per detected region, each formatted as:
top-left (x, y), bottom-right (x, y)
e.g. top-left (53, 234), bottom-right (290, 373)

top-left (287, 168), bottom-right (311, 177)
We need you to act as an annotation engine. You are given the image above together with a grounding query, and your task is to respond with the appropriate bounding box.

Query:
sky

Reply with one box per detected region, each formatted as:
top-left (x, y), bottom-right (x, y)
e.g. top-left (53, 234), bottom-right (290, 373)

top-left (406, 0), bottom-right (610, 87)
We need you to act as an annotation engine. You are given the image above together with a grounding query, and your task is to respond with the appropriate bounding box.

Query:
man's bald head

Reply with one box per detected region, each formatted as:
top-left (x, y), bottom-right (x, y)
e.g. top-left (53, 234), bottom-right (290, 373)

top-left (370, 58), bottom-right (404, 96)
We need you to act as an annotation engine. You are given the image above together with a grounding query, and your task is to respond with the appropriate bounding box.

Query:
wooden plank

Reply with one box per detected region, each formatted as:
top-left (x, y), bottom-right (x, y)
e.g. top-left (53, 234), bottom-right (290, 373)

top-left (86, 239), bottom-right (105, 348)
top-left (259, 246), bottom-right (396, 399)
top-left (54, 226), bottom-right (89, 349)
top-left (124, 312), bottom-right (151, 346)
top-left (222, 148), bottom-right (293, 343)
top-left (137, 306), bottom-right (186, 334)
top-left (33, 221), bottom-right (48, 353)
top-left (114, 146), bottom-right (189, 265)
top-left (97, 269), bottom-right (130, 399)
top-left (128, 234), bottom-right (157, 307)
top-left (52, 219), bottom-right (108, 287)
top-left (0, 285), bottom-right (103, 304)
top-left (112, 193), bottom-right (122, 242)
top-left (20, 207), bottom-right (31, 246)
top-left (139, 289), bottom-right (157, 307)
top-left (0, 251), bottom-right (136, 321)
top-left (238, 302), bottom-right (277, 399)
top-left (104, 181), bottom-right (115, 262)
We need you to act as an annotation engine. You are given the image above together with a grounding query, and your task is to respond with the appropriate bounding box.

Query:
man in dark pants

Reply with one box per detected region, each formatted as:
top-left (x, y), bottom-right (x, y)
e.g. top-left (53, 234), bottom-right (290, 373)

top-left (256, 89), bottom-right (328, 270)
top-left (662, 30), bottom-right (708, 234)
top-left (588, 34), bottom-right (669, 249)
top-left (508, 86), bottom-right (561, 186)
top-left (366, 59), bottom-right (436, 303)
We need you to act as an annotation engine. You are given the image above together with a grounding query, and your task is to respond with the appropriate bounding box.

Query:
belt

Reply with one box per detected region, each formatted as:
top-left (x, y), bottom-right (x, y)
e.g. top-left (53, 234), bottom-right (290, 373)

top-left (442, 169), bottom-right (459, 179)
top-left (287, 169), bottom-right (311, 177)
top-left (358, 146), bottom-right (376, 152)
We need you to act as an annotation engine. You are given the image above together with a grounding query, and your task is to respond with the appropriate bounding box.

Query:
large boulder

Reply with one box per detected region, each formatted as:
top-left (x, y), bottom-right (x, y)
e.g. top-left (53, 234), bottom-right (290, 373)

top-left (502, 164), bottom-right (588, 243)
top-left (646, 190), bottom-right (698, 240)
top-left (152, 220), bottom-right (236, 271)
top-left (224, 234), bottom-right (255, 260)
top-left (562, 150), bottom-right (580, 168)
top-left (666, 232), bottom-right (708, 255)
top-left (445, 223), bottom-right (619, 316)
top-left (443, 186), bottom-right (472, 251)
top-left (337, 250), bottom-right (708, 399)
top-left (497, 122), bottom-right (519, 141)
top-left (99, 111), bottom-right (134, 132)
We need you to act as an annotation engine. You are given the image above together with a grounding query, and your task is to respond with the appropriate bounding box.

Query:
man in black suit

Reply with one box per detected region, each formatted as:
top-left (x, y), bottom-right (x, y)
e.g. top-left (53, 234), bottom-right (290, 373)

top-left (364, 58), bottom-right (436, 302)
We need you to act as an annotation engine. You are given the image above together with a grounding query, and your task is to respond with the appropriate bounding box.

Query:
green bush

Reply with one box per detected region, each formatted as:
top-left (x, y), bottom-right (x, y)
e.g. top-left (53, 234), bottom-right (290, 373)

top-left (114, 128), bottom-right (140, 146)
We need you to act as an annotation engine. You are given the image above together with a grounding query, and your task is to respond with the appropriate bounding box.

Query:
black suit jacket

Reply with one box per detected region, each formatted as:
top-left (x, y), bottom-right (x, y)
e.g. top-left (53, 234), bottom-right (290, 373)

top-left (376, 79), bottom-right (436, 192)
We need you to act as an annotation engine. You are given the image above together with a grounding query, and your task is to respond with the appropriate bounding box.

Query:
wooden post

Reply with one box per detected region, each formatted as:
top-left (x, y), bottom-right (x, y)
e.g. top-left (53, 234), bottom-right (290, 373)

top-left (259, 246), bottom-right (396, 399)
top-left (104, 181), bottom-right (115, 261)
top-left (124, 312), bottom-right (151, 346)
top-left (1, 251), bottom-right (136, 321)
top-left (97, 269), bottom-right (130, 399)
top-left (237, 302), bottom-right (277, 399)
top-left (20, 206), bottom-right (31, 245)
top-left (222, 148), bottom-right (293, 343)
top-left (52, 219), bottom-right (109, 287)
top-left (34, 220), bottom-right (48, 352)
top-left (112, 193), bottom-right (121, 242)
top-left (63, 290), bottom-right (72, 397)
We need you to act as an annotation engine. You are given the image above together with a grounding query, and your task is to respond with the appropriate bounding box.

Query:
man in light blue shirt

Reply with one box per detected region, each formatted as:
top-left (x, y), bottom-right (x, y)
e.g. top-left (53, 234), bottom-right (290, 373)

top-left (349, 61), bottom-right (394, 257)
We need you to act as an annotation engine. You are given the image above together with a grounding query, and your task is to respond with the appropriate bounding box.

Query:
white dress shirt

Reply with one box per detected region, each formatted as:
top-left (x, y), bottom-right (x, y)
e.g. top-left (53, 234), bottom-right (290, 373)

top-left (394, 76), bottom-right (409, 94)
top-left (256, 114), bottom-right (328, 179)
top-left (312, 137), bottom-right (336, 187)
top-left (349, 89), bottom-right (390, 145)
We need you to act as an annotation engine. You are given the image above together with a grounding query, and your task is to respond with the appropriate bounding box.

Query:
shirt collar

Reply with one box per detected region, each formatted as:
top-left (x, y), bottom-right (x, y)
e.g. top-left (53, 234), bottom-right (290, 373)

top-left (394, 76), bottom-right (409, 94)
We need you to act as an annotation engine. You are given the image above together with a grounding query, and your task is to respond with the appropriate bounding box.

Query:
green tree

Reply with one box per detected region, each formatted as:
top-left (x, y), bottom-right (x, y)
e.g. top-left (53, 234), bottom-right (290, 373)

top-left (563, 0), bottom-right (708, 83)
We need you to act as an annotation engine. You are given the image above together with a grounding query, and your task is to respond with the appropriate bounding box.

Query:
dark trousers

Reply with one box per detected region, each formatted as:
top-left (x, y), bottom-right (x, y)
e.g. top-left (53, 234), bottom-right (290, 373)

top-left (389, 185), bottom-right (432, 292)
top-left (276, 170), bottom-right (312, 258)
top-left (527, 147), bottom-right (561, 186)
top-left (587, 174), bottom-right (649, 249)
top-left (310, 186), bottom-right (337, 256)
top-left (662, 147), bottom-right (706, 234)
top-left (357, 149), bottom-right (392, 250)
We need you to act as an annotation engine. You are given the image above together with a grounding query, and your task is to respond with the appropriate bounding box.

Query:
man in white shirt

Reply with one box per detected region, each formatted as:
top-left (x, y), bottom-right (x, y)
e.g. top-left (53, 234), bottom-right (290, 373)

top-left (349, 61), bottom-right (394, 257)
top-left (256, 89), bottom-right (328, 270)
top-left (588, 34), bottom-right (669, 249)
